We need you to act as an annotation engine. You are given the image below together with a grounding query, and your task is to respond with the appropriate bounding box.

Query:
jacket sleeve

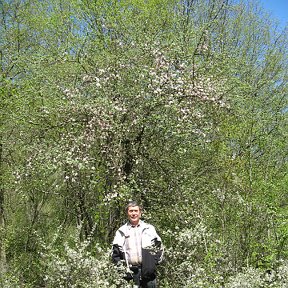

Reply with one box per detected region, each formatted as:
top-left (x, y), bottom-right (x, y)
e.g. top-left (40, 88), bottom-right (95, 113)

top-left (111, 244), bottom-right (124, 265)
top-left (146, 224), bottom-right (164, 264)
top-left (111, 229), bottom-right (125, 265)
top-left (152, 237), bottom-right (164, 264)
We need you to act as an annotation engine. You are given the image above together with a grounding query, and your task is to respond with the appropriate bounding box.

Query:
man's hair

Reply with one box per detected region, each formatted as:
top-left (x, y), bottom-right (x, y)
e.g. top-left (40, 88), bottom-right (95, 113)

top-left (125, 200), bottom-right (142, 212)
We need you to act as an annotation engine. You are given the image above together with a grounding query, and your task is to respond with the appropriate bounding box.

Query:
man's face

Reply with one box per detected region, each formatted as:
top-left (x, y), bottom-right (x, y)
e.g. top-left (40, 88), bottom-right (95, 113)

top-left (127, 205), bottom-right (141, 226)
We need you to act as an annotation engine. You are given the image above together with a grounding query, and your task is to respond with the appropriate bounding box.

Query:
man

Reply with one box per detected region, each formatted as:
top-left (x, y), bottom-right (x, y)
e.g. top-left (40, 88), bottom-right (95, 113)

top-left (112, 201), bottom-right (163, 288)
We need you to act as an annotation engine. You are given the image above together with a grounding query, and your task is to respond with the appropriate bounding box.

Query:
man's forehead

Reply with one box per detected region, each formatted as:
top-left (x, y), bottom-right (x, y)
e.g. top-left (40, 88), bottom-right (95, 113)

top-left (128, 205), bottom-right (140, 210)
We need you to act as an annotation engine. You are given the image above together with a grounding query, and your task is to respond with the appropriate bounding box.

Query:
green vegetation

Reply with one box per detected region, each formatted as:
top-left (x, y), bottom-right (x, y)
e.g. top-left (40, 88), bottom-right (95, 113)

top-left (0, 0), bottom-right (287, 286)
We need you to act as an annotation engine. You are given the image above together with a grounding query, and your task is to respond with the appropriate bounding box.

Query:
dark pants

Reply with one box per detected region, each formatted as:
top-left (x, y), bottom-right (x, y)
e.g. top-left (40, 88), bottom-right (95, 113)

top-left (129, 266), bottom-right (156, 288)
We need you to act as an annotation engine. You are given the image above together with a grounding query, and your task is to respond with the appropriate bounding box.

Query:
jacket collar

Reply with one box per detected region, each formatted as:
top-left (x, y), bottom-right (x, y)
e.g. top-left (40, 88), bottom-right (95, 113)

top-left (127, 220), bottom-right (143, 229)
top-left (119, 220), bottom-right (148, 234)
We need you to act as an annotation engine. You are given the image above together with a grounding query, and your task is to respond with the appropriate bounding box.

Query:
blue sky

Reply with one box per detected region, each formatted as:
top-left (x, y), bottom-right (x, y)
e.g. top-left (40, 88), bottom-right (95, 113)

top-left (259, 0), bottom-right (288, 28)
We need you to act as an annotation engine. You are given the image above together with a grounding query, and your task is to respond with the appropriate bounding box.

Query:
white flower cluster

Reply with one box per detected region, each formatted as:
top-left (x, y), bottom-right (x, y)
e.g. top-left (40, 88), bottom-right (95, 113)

top-left (41, 230), bottom-right (126, 288)
top-left (161, 222), bottom-right (216, 287)
top-left (225, 261), bottom-right (288, 288)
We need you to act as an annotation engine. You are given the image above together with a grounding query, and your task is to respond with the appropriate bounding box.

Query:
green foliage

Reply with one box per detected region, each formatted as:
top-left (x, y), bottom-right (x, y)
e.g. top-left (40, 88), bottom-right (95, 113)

top-left (0, 0), bottom-right (287, 286)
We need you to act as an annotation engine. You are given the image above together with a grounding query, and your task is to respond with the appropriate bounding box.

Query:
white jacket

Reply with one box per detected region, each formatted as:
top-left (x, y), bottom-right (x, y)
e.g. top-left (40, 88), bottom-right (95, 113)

top-left (112, 221), bottom-right (163, 280)
top-left (112, 221), bottom-right (161, 249)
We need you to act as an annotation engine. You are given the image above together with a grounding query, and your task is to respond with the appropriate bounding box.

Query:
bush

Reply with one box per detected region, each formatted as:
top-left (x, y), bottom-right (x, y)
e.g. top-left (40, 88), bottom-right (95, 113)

top-left (39, 226), bottom-right (126, 288)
